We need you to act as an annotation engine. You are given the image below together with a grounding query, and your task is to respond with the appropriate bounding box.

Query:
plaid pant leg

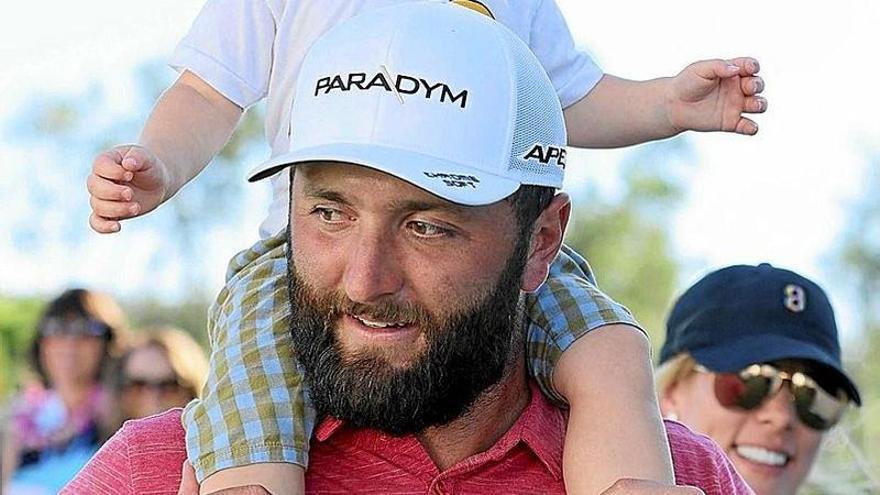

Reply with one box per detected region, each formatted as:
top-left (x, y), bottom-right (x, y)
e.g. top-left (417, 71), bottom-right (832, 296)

top-left (182, 232), bottom-right (315, 481)
top-left (526, 244), bottom-right (644, 406)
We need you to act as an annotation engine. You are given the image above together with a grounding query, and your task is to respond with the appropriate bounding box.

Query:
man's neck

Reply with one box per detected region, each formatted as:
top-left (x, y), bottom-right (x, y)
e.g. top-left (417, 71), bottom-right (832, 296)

top-left (416, 357), bottom-right (530, 471)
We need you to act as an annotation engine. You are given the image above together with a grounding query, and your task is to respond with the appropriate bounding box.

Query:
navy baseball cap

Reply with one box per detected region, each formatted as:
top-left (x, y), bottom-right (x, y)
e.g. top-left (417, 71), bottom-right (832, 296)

top-left (660, 263), bottom-right (861, 405)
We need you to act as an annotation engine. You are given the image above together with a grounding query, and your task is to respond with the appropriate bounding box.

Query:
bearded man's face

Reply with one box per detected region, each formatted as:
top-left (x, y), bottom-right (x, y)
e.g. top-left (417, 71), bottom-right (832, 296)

top-left (286, 163), bottom-right (532, 434)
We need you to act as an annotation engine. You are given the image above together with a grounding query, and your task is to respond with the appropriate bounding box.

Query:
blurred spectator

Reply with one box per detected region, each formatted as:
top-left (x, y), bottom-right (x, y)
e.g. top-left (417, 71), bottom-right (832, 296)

top-left (655, 264), bottom-right (861, 495)
top-left (114, 327), bottom-right (208, 421)
top-left (2, 288), bottom-right (127, 494)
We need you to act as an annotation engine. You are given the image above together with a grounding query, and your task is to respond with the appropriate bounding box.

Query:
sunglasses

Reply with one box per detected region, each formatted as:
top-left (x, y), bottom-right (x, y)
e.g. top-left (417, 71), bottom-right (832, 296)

top-left (40, 317), bottom-right (111, 338)
top-left (121, 378), bottom-right (185, 396)
top-left (695, 363), bottom-right (850, 430)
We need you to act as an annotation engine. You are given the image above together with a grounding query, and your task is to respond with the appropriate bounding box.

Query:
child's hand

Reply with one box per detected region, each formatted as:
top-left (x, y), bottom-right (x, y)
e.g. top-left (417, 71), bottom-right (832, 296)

top-left (87, 144), bottom-right (171, 233)
top-left (666, 57), bottom-right (766, 136)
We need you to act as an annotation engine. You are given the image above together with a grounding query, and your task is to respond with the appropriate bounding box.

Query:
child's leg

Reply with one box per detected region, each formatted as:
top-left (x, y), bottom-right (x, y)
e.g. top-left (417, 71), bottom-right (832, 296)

top-left (182, 232), bottom-right (314, 486)
top-left (526, 244), bottom-right (640, 402)
top-left (526, 245), bottom-right (674, 493)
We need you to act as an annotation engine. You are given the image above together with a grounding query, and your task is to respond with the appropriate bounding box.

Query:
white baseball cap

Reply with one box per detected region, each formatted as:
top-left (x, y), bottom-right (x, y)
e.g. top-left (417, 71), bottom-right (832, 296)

top-left (247, 1), bottom-right (567, 206)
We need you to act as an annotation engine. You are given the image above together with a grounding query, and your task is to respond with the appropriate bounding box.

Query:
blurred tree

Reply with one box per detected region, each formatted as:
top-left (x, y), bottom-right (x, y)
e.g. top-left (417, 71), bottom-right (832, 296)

top-left (803, 154), bottom-right (880, 493)
top-left (0, 296), bottom-right (44, 399)
top-left (565, 138), bottom-right (692, 347)
top-left (6, 61), bottom-right (267, 298)
top-left (1, 60), bottom-right (265, 400)
top-left (126, 297), bottom-right (210, 349)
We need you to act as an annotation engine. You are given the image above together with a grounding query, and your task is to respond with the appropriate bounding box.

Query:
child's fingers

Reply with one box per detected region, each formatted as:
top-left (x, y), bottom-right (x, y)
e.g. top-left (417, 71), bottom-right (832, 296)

top-left (87, 174), bottom-right (133, 201)
top-left (695, 57), bottom-right (760, 81)
top-left (727, 56), bottom-right (760, 76)
top-left (93, 152), bottom-right (134, 182)
top-left (740, 76), bottom-right (764, 96)
top-left (89, 212), bottom-right (121, 234)
top-left (743, 96), bottom-right (768, 114)
top-left (734, 116), bottom-right (759, 135)
top-left (89, 196), bottom-right (141, 219)
top-left (120, 146), bottom-right (153, 172)
top-left (692, 59), bottom-right (741, 81)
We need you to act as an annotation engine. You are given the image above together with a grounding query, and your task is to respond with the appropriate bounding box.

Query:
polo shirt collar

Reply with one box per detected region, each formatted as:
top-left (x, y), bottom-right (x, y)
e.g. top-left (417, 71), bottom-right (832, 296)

top-left (313, 380), bottom-right (565, 480)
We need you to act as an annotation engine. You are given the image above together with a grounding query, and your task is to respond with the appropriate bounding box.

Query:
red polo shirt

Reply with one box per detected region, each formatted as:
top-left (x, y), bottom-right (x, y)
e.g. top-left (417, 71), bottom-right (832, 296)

top-left (64, 381), bottom-right (753, 494)
top-left (305, 382), bottom-right (565, 493)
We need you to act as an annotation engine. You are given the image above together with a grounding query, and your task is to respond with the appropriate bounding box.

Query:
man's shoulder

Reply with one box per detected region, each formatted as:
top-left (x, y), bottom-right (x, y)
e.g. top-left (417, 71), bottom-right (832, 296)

top-left (665, 420), bottom-right (754, 495)
top-left (665, 419), bottom-right (721, 456)
top-left (62, 408), bottom-right (186, 494)
top-left (123, 407), bottom-right (186, 442)
top-left (121, 408), bottom-right (188, 467)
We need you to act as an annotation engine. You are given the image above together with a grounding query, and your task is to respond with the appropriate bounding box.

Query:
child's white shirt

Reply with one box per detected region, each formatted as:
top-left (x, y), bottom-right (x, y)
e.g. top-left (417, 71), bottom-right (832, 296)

top-left (170, 0), bottom-right (602, 238)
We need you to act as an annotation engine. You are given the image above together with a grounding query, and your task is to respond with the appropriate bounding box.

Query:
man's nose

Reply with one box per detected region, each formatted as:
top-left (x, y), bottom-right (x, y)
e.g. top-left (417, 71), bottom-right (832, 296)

top-left (754, 385), bottom-right (797, 431)
top-left (342, 228), bottom-right (404, 304)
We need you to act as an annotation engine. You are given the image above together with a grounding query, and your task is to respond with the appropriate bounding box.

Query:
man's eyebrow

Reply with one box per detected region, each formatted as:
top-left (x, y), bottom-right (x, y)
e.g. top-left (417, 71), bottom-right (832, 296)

top-left (389, 199), bottom-right (473, 217)
top-left (302, 186), bottom-right (352, 206)
top-left (302, 185), bottom-right (474, 216)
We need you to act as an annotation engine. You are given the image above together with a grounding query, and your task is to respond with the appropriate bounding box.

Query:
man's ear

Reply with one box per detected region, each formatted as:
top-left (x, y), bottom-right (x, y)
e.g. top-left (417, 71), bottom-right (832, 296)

top-left (521, 193), bottom-right (571, 293)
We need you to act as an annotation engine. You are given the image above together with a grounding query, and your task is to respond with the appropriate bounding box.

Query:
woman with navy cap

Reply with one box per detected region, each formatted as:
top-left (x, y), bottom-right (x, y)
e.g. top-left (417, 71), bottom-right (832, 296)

top-left (655, 263), bottom-right (861, 495)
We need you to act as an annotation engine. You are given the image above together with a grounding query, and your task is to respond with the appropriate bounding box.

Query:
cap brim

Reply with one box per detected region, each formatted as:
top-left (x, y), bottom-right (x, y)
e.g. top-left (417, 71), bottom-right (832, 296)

top-left (247, 143), bottom-right (521, 206)
top-left (692, 333), bottom-right (862, 405)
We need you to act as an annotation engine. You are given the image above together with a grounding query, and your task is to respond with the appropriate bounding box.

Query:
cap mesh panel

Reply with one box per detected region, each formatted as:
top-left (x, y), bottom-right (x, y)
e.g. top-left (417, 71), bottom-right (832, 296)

top-left (502, 29), bottom-right (566, 187)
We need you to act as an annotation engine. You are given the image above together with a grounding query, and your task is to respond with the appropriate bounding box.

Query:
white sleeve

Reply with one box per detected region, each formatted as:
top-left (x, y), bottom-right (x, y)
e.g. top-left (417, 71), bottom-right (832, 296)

top-left (169, 0), bottom-right (277, 108)
top-left (528, 0), bottom-right (603, 108)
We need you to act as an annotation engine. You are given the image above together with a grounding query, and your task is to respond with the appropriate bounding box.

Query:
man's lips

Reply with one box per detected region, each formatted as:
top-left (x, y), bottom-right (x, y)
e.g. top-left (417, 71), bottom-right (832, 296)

top-left (350, 314), bottom-right (409, 329)
top-left (342, 314), bottom-right (418, 337)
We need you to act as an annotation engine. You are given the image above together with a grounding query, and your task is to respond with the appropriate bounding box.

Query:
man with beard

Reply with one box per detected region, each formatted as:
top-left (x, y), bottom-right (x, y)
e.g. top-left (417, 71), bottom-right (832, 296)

top-left (65, 3), bottom-right (753, 494)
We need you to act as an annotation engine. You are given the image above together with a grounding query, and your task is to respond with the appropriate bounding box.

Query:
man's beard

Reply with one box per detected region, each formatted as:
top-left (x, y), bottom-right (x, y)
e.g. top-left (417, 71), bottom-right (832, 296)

top-left (286, 231), bottom-right (528, 435)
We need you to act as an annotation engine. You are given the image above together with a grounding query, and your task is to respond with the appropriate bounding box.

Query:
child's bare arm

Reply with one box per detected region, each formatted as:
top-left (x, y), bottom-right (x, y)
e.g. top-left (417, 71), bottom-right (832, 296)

top-left (201, 468), bottom-right (301, 495)
top-left (554, 324), bottom-right (674, 494)
top-left (564, 57), bottom-right (765, 148)
top-left (87, 70), bottom-right (242, 233)
top-left (177, 461), bottom-right (295, 495)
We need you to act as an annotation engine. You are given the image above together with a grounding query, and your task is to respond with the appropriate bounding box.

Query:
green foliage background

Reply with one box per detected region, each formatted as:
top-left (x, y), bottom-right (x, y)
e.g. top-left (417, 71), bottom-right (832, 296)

top-left (0, 298), bottom-right (44, 397)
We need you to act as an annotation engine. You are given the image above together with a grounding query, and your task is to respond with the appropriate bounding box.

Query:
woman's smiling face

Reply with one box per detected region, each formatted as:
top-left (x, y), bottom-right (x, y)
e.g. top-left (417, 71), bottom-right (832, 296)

top-left (662, 361), bottom-right (825, 495)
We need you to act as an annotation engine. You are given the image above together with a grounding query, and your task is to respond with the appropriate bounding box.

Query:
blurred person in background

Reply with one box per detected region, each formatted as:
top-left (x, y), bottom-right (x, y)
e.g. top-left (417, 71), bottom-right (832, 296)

top-left (656, 264), bottom-right (861, 495)
top-left (1, 288), bottom-right (127, 494)
top-left (114, 326), bottom-right (208, 422)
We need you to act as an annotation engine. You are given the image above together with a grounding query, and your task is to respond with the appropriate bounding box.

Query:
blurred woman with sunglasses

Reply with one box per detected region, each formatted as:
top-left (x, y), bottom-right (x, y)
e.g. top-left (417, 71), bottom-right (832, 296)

top-left (2, 288), bottom-right (127, 494)
top-left (114, 326), bottom-right (208, 422)
top-left (656, 264), bottom-right (861, 495)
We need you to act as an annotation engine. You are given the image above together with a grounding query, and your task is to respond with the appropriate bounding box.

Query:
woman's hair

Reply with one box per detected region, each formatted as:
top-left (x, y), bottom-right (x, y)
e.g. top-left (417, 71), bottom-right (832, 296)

top-left (29, 288), bottom-right (129, 386)
top-left (115, 326), bottom-right (209, 399)
top-left (655, 352), bottom-right (699, 398)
